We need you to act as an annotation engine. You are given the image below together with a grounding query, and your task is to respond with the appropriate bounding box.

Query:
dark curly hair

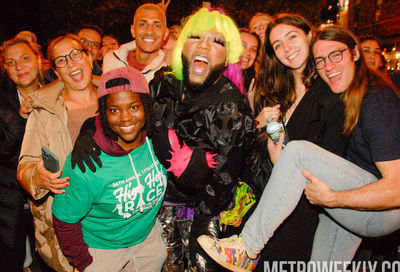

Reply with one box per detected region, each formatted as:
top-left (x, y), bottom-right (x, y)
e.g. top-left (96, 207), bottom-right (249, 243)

top-left (99, 90), bottom-right (155, 141)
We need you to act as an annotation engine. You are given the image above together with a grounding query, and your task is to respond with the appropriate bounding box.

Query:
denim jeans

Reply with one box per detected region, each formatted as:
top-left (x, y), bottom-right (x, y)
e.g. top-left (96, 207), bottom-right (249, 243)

top-left (241, 141), bottom-right (400, 261)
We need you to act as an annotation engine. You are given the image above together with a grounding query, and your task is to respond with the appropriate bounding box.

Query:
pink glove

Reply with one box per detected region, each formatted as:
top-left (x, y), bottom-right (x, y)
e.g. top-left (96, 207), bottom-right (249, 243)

top-left (166, 129), bottom-right (218, 178)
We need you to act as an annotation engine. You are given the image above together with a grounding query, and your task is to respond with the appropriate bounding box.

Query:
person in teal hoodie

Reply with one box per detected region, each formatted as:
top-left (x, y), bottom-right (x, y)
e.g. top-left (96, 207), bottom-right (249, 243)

top-left (52, 66), bottom-right (168, 272)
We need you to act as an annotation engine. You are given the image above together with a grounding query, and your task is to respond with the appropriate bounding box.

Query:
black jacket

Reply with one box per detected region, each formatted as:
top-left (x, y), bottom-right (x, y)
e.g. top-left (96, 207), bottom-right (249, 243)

top-left (150, 68), bottom-right (255, 216)
top-left (0, 77), bottom-right (30, 250)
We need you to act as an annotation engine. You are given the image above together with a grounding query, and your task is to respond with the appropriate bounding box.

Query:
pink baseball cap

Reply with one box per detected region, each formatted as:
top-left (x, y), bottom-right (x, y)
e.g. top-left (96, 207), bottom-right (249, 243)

top-left (98, 66), bottom-right (149, 98)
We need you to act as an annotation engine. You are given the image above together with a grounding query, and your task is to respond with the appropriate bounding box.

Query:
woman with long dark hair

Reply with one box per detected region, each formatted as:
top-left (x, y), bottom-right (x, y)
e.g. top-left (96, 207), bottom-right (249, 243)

top-left (238, 28), bottom-right (259, 95)
top-left (240, 14), bottom-right (347, 265)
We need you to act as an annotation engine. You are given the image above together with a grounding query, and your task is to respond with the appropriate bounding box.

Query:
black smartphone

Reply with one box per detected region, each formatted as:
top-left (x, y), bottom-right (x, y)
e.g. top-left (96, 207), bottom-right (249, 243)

top-left (41, 147), bottom-right (60, 173)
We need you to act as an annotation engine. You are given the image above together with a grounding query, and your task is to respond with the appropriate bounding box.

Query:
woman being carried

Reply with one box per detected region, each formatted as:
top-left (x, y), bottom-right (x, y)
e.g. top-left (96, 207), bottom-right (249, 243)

top-left (238, 14), bottom-right (347, 265)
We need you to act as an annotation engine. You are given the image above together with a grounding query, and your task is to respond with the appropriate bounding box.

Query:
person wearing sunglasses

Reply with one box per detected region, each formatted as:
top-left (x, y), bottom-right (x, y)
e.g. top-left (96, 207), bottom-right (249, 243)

top-left (17, 34), bottom-right (98, 272)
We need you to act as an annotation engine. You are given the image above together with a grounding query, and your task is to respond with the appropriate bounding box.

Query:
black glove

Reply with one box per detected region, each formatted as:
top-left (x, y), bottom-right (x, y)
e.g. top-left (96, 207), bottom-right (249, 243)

top-left (151, 124), bottom-right (172, 169)
top-left (71, 117), bottom-right (102, 173)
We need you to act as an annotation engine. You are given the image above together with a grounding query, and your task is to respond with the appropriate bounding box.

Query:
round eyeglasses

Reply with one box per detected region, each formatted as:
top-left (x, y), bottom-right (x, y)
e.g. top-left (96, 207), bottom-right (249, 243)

top-left (53, 49), bottom-right (84, 68)
top-left (313, 48), bottom-right (349, 70)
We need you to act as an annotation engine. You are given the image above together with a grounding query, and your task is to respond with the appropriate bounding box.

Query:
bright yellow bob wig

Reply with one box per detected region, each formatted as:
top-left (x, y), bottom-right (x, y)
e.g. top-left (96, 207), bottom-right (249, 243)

top-left (172, 8), bottom-right (243, 80)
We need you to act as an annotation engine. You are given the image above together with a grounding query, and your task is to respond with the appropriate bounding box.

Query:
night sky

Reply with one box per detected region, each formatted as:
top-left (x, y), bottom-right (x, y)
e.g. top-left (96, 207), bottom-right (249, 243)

top-left (0, 0), bottom-right (323, 53)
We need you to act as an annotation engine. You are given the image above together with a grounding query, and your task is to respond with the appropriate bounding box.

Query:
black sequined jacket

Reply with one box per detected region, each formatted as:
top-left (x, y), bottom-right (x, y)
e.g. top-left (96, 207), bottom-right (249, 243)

top-left (150, 68), bottom-right (255, 216)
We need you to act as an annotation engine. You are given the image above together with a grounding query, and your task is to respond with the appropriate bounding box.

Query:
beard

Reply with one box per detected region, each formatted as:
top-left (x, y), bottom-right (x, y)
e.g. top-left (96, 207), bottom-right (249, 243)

top-left (182, 55), bottom-right (226, 93)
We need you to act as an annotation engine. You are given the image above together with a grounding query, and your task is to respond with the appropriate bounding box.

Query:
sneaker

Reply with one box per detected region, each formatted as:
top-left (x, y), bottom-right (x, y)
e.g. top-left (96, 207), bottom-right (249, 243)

top-left (197, 235), bottom-right (259, 272)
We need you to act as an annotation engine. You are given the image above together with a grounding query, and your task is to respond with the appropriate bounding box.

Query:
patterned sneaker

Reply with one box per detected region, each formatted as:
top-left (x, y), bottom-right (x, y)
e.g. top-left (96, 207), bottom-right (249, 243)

top-left (197, 235), bottom-right (259, 272)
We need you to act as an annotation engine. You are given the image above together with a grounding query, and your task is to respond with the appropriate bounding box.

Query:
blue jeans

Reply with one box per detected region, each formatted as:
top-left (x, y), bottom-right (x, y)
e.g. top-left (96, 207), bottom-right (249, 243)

top-left (241, 141), bottom-right (400, 261)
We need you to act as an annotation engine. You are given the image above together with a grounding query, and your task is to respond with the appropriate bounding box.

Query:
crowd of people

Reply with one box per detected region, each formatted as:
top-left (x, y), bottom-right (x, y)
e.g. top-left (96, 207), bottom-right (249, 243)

top-left (1, 1), bottom-right (400, 272)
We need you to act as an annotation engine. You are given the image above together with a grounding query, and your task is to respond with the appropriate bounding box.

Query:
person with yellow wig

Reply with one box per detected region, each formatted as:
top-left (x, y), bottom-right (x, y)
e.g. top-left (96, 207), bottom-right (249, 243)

top-left (148, 7), bottom-right (255, 271)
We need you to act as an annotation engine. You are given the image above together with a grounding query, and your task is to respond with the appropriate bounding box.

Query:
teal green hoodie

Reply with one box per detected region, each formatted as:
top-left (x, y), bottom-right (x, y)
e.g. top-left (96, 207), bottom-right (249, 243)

top-left (52, 138), bottom-right (167, 249)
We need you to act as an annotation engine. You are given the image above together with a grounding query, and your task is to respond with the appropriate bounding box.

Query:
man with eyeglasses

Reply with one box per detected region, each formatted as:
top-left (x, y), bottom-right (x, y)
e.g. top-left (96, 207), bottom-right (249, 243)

top-left (102, 3), bottom-right (168, 82)
top-left (313, 48), bottom-right (348, 69)
top-left (77, 25), bottom-right (103, 76)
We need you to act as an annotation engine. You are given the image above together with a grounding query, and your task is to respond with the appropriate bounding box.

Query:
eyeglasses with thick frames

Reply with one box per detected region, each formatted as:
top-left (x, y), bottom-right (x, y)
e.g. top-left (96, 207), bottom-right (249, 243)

top-left (313, 48), bottom-right (349, 70)
top-left (80, 38), bottom-right (100, 49)
top-left (53, 49), bottom-right (84, 68)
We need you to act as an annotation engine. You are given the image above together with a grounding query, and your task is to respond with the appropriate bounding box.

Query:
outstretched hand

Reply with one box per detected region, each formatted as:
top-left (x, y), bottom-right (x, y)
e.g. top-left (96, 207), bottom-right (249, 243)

top-left (34, 160), bottom-right (69, 194)
top-left (303, 169), bottom-right (337, 208)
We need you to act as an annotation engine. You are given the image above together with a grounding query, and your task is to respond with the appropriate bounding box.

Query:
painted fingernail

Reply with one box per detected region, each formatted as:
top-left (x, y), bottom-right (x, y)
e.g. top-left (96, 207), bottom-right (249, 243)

top-left (67, 178), bottom-right (70, 181)
top-left (66, 183), bottom-right (70, 187)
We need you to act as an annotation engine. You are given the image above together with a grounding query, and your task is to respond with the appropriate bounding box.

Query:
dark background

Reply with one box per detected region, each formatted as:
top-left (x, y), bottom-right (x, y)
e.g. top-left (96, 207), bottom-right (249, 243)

top-left (0, 0), bottom-right (324, 56)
